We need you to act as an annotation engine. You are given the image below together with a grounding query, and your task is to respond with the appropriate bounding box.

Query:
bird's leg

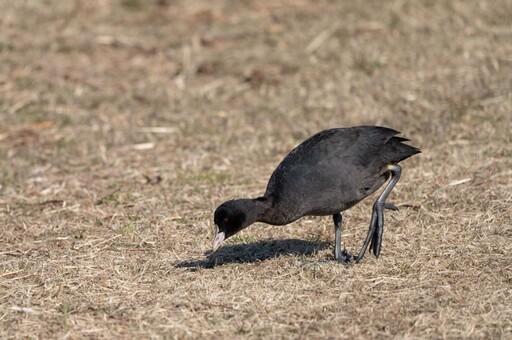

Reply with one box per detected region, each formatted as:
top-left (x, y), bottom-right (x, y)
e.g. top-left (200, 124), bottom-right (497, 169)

top-left (333, 213), bottom-right (354, 263)
top-left (355, 164), bottom-right (402, 263)
top-left (369, 200), bottom-right (385, 258)
top-left (355, 205), bottom-right (378, 263)
top-left (333, 213), bottom-right (343, 261)
top-left (371, 204), bottom-right (399, 256)
top-left (370, 165), bottom-right (402, 257)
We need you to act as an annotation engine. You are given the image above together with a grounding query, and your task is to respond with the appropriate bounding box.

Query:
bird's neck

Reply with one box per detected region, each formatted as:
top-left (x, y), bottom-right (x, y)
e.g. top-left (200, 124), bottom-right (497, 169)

top-left (250, 195), bottom-right (293, 226)
top-left (236, 195), bottom-right (296, 227)
top-left (235, 196), bottom-right (274, 227)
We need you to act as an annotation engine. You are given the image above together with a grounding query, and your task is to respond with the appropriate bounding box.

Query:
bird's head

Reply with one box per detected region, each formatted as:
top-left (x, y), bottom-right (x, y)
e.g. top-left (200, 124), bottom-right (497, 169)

top-left (212, 200), bottom-right (248, 252)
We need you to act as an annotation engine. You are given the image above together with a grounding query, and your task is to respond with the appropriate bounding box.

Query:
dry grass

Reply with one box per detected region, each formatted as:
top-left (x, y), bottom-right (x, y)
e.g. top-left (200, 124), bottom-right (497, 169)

top-left (1, 0), bottom-right (511, 338)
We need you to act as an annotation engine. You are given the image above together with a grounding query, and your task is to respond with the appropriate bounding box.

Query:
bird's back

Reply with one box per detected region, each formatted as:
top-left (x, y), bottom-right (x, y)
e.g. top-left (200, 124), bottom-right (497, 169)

top-left (262, 126), bottom-right (420, 224)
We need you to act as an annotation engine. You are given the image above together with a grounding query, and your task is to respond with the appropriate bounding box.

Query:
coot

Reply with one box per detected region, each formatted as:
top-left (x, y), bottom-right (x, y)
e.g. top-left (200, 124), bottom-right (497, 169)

top-left (212, 126), bottom-right (420, 263)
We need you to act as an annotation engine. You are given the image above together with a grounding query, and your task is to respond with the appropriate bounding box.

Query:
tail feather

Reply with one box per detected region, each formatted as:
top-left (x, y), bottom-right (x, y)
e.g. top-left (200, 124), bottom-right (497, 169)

top-left (382, 136), bottom-right (421, 164)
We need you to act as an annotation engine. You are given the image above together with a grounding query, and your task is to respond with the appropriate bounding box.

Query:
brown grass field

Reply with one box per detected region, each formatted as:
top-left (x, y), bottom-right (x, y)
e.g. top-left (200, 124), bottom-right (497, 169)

top-left (1, 0), bottom-right (511, 338)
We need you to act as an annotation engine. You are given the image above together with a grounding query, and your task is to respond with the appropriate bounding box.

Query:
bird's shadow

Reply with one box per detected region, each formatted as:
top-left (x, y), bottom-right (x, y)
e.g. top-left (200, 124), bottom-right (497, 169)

top-left (175, 238), bottom-right (330, 270)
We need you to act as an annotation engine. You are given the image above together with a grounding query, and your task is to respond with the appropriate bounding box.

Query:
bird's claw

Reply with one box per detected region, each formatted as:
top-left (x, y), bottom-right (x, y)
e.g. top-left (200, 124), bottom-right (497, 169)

top-left (335, 249), bottom-right (356, 264)
top-left (384, 203), bottom-right (399, 211)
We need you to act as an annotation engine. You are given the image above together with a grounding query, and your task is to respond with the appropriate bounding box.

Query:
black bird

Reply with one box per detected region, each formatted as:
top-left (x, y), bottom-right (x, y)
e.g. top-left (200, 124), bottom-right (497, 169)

top-left (212, 126), bottom-right (420, 263)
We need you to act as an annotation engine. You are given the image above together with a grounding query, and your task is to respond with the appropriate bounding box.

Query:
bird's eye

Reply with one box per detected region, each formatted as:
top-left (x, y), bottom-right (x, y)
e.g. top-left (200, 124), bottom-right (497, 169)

top-left (223, 217), bottom-right (229, 225)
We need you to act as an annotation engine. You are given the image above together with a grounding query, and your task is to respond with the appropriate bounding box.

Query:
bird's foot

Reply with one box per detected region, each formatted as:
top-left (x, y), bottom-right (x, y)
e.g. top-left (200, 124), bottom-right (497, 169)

top-left (384, 203), bottom-right (399, 211)
top-left (335, 248), bottom-right (356, 264)
top-left (369, 202), bottom-right (400, 257)
top-left (369, 202), bottom-right (385, 258)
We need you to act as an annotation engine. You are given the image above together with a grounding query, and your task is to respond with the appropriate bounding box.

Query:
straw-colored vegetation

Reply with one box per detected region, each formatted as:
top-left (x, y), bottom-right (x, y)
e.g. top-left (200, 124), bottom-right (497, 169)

top-left (1, 0), bottom-right (511, 338)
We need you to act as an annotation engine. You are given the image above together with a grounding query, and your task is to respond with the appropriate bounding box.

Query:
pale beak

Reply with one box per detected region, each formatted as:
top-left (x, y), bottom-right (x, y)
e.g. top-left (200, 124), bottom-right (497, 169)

top-left (212, 228), bottom-right (225, 252)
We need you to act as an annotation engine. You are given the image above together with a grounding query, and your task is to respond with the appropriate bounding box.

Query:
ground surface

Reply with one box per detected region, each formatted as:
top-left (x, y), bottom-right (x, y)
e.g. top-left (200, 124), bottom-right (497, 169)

top-left (1, 0), bottom-right (511, 338)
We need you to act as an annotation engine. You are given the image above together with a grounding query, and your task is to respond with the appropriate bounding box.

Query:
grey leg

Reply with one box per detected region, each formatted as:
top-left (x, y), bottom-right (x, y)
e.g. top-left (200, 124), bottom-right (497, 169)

top-left (356, 164), bottom-right (402, 263)
top-left (333, 213), bottom-right (354, 263)
top-left (370, 201), bottom-right (385, 257)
